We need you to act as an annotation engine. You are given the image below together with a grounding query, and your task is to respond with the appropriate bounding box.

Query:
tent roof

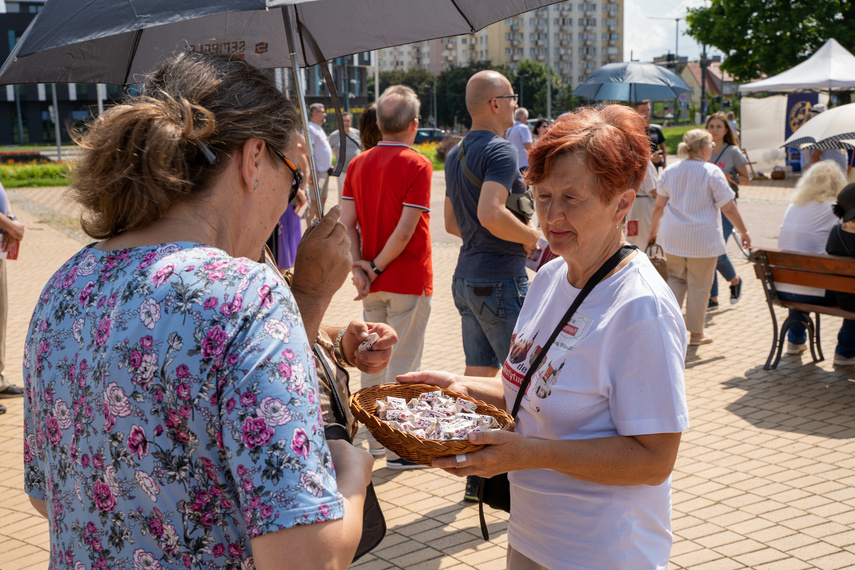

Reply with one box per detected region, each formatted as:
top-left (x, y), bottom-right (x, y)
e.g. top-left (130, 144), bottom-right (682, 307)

top-left (738, 38), bottom-right (855, 93)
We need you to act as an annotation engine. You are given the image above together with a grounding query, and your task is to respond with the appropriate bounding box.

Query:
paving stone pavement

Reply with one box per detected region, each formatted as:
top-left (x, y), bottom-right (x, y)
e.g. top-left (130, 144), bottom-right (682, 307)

top-left (3, 175), bottom-right (855, 570)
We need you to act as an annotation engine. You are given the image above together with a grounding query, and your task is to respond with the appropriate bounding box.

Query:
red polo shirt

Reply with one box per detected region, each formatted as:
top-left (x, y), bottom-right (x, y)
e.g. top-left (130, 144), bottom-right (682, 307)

top-left (342, 142), bottom-right (433, 296)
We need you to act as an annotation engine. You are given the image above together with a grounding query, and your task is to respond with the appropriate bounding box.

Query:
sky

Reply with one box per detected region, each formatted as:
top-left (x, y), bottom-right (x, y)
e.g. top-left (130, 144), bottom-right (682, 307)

top-left (624, 0), bottom-right (724, 64)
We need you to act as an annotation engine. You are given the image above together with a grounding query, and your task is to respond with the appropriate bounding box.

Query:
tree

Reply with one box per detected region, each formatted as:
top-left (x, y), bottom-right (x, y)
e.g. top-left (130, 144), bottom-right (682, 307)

top-left (435, 62), bottom-right (512, 129)
top-left (367, 68), bottom-right (436, 120)
top-left (686, 0), bottom-right (855, 82)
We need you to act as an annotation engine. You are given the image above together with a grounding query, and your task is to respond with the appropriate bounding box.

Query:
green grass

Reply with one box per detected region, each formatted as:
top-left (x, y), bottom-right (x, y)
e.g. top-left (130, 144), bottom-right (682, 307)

top-left (0, 162), bottom-right (70, 187)
top-left (659, 124), bottom-right (696, 156)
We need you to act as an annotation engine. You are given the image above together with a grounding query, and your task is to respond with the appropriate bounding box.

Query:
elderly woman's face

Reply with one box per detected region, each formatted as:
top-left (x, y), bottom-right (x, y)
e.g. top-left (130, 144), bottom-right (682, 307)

top-left (534, 152), bottom-right (621, 261)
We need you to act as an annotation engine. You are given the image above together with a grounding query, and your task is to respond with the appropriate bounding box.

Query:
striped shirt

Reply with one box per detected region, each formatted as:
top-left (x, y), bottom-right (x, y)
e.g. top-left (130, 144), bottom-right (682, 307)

top-left (658, 159), bottom-right (735, 258)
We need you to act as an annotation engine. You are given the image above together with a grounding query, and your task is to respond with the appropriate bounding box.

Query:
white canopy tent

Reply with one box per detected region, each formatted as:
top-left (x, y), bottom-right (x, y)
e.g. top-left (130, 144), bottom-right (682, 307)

top-left (738, 39), bottom-right (854, 173)
top-left (739, 39), bottom-right (855, 93)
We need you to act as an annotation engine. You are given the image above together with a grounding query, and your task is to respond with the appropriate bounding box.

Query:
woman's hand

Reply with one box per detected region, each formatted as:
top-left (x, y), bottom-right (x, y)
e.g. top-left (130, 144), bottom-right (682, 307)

top-left (432, 430), bottom-right (533, 478)
top-left (340, 321), bottom-right (397, 374)
top-left (397, 370), bottom-right (469, 397)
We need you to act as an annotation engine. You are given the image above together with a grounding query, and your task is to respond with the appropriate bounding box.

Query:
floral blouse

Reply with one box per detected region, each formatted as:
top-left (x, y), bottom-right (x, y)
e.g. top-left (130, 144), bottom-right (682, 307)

top-left (23, 243), bottom-right (343, 570)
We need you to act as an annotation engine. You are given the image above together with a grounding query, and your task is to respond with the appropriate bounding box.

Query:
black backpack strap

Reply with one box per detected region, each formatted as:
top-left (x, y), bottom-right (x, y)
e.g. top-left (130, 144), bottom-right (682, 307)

top-left (457, 139), bottom-right (484, 190)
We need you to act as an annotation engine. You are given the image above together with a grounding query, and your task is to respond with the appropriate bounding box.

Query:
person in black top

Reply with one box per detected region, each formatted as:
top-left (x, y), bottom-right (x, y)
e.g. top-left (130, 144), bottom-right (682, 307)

top-left (634, 99), bottom-right (667, 171)
top-left (825, 182), bottom-right (855, 365)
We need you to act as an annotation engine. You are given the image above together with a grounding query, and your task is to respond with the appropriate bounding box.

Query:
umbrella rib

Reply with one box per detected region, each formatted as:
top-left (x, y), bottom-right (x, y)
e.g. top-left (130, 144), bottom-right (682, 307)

top-left (122, 29), bottom-right (144, 87)
top-left (448, 0), bottom-right (476, 33)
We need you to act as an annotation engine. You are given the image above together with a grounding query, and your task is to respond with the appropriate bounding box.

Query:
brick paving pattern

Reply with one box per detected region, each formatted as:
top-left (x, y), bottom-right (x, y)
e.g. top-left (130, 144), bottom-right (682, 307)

top-left (3, 174), bottom-right (855, 569)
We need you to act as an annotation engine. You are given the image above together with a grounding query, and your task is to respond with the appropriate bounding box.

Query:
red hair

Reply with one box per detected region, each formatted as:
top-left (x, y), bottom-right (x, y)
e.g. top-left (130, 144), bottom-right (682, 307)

top-left (525, 105), bottom-right (650, 203)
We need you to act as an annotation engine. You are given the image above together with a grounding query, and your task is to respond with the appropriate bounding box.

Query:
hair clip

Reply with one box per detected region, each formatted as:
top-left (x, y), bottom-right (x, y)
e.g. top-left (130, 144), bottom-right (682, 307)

top-left (196, 141), bottom-right (216, 165)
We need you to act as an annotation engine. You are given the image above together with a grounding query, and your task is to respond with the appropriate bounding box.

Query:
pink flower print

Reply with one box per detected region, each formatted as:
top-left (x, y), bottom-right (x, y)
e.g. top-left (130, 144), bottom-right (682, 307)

top-left (278, 362), bottom-right (292, 379)
top-left (149, 518), bottom-right (164, 536)
top-left (319, 503), bottom-right (330, 517)
top-left (136, 354), bottom-right (158, 388)
top-left (140, 335), bottom-right (154, 349)
top-left (53, 399), bottom-right (72, 429)
top-left (152, 264), bottom-right (175, 287)
top-left (81, 453), bottom-right (91, 468)
top-left (200, 512), bottom-right (214, 526)
top-left (260, 504), bottom-right (274, 518)
top-left (236, 464), bottom-right (247, 478)
top-left (258, 285), bottom-right (273, 309)
top-left (237, 265), bottom-right (249, 275)
top-left (24, 441), bottom-right (32, 463)
top-left (239, 392), bottom-right (256, 407)
top-left (104, 383), bottom-right (132, 417)
top-left (61, 266), bottom-right (79, 289)
top-left (225, 398), bottom-right (236, 414)
top-left (107, 292), bottom-right (117, 306)
top-left (78, 281), bottom-right (95, 306)
top-left (139, 298), bottom-right (161, 330)
top-left (300, 470), bottom-right (324, 497)
top-left (248, 496), bottom-right (261, 509)
top-left (204, 297), bottom-right (218, 310)
top-left (201, 326), bottom-right (227, 358)
top-left (176, 383), bottom-right (191, 400)
top-left (92, 454), bottom-right (104, 470)
top-left (93, 317), bottom-right (112, 348)
top-left (129, 350), bottom-right (142, 368)
top-left (308, 390), bottom-right (315, 404)
top-left (208, 271), bottom-right (225, 281)
top-left (45, 416), bottom-right (62, 446)
top-left (213, 544), bottom-right (225, 557)
top-left (263, 319), bottom-right (290, 343)
top-left (242, 479), bottom-right (255, 494)
top-left (258, 396), bottom-right (291, 426)
top-left (240, 417), bottom-right (273, 450)
top-left (93, 480), bottom-right (117, 512)
top-left (132, 548), bottom-right (162, 570)
top-left (137, 251), bottom-right (158, 270)
top-left (175, 364), bottom-right (190, 378)
top-left (227, 353), bottom-right (239, 366)
top-left (127, 425), bottom-right (149, 459)
top-left (136, 471), bottom-right (159, 502)
top-left (229, 544), bottom-right (242, 558)
top-left (291, 428), bottom-right (310, 459)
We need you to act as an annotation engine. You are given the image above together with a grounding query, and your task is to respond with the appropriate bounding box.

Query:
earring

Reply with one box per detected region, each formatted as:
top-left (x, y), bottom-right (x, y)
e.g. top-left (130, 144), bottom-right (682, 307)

top-left (253, 180), bottom-right (258, 190)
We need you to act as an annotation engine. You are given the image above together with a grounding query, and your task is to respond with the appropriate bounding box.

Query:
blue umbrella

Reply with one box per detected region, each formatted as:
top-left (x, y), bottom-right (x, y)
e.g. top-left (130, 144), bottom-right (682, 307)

top-left (573, 61), bottom-right (692, 102)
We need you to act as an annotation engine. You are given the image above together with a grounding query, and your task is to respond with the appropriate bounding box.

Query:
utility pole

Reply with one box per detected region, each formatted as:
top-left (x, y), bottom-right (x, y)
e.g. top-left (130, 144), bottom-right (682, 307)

top-left (700, 44), bottom-right (708, 124)
top-left (546, 7), bottom-right (552, 118)
top-left (650, 16), bottom-right (682, 122)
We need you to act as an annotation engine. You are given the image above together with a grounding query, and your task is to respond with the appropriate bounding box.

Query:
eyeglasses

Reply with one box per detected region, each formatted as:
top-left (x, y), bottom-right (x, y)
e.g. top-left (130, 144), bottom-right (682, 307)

top-left (489, 94), bottom-right (519, 103)
top-left (272, 148), bottom-right (303, 203)
top-left (415, 115), bottom-right (422, 122)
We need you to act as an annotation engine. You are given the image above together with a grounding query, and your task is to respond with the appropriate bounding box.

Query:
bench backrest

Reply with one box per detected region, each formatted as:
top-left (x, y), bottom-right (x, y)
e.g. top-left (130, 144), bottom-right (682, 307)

top-left (752, 249), bottom-right (855, 295)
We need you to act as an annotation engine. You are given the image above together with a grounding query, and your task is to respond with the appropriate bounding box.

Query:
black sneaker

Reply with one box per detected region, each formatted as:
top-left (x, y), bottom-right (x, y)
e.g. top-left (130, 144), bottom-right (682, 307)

top-left (730, 279), bottom-right (742, 305)
top-left (0, 403), bottom-right (5, 414)
top-left (463, 475), bottom-right (481, 503)
top-left (0, 385), bottom-right (23, 399)
top-left (707, 298), bottom-right (719, 311)
top-left (385, 457), bottom-right (429, 470)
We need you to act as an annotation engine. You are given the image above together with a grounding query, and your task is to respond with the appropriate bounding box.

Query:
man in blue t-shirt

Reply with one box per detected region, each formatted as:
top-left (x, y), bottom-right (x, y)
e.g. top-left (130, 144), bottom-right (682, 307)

top-left (445, 70), bottom-right (539, 500)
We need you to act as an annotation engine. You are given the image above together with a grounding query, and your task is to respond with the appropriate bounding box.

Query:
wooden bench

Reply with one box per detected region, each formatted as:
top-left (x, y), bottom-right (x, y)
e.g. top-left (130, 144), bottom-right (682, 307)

top-left (751, 249), bottom-right (855, 369)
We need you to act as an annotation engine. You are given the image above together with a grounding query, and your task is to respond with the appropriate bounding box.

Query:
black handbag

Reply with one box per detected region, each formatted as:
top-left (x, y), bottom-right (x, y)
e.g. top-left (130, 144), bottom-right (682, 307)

top-left (477, 245), bottom-right (638, 540)
top-left (315, 344), bottom-right (387, 562)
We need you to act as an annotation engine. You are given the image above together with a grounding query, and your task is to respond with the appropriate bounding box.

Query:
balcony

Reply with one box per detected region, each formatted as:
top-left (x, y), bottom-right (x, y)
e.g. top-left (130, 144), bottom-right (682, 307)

top-left (510, 24), bottom-right (520, 31)
top-left (535, 40), bottom-right (545, 46)
top-left (537, 54), bottom-right (546, 61)
top-left (512, 40), bottom-right (520, 47)
top-left (536, 25), bottom-right (545, 32)
top-left (512, 54), bottom-right (521, 61)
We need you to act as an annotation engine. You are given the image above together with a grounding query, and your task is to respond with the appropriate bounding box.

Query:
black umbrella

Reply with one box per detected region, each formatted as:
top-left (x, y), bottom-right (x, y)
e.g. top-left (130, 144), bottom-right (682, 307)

top-left (0, 0), bottom-right (567, 215)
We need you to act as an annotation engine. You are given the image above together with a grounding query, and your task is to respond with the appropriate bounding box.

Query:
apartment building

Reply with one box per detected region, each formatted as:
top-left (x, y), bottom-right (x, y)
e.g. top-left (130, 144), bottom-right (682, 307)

top-left (376, 0), bottom-right (624, 86)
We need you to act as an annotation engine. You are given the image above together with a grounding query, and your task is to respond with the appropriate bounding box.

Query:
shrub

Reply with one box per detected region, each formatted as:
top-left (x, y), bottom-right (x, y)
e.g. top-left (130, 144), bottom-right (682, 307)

top-left (0, 161), bottom-right (70, 187)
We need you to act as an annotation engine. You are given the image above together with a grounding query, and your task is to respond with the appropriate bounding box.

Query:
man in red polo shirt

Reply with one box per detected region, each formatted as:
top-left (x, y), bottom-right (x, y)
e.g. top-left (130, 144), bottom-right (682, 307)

top-left (341, 85), bottom-right (433, 469)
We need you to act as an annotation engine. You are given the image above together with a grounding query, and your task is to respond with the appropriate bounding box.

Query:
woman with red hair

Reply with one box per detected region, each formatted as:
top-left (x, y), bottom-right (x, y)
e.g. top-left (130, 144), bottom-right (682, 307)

top-left (401, 106), bottom-right (690, 569)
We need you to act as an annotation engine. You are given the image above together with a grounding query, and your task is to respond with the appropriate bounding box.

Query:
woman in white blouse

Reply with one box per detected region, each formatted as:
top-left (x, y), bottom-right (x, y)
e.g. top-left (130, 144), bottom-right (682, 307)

top-left (648, 129), bottom-right (751, 345)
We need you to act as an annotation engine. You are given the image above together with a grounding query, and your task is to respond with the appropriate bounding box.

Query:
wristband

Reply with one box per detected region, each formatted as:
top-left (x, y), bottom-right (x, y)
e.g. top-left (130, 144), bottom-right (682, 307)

top-left (333, 327), bottom-right (351, 367)
top-left (370, 260), bottom-right (383, 276)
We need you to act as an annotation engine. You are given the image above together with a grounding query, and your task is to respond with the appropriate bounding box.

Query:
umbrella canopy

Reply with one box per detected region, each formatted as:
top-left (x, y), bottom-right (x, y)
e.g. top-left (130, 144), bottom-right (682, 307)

top-left (0, 0), bottom-right (565, 85)
top-left (740, 39), bottom-right (855, 94)
top-left (782, 103), bottom-right (855, 150)
top-left (573, 61), bottom-right (692, 102)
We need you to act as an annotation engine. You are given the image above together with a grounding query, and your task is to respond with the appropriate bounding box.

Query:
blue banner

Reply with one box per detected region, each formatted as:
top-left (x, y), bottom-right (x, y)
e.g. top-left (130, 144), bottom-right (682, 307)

top-left (785, 93), bottom-right (820, 173)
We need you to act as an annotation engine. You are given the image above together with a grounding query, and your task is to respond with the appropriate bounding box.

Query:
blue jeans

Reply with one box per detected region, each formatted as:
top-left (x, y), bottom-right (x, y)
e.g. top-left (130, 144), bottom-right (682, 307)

top-left (710, 213), bottom-right (737, 298)
top-left (778, 290), bottom-right (855, 357)
top-left (452, 276), bottom-right (529, 369)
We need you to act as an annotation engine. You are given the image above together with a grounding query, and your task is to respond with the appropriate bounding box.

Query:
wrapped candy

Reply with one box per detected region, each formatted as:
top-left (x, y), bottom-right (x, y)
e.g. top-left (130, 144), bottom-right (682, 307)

top-left (374, 394), bottom-right (501, 440)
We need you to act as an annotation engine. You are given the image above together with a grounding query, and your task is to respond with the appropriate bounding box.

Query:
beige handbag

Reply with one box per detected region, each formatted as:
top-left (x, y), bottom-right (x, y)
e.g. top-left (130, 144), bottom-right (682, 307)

top-left (645, 243), bottom-right (669, 281)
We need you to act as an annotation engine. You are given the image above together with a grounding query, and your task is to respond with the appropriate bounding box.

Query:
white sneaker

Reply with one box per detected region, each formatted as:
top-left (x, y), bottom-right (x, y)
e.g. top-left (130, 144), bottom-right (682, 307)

top-left (833, 354), bottom-right (855, 366)
top-left (787, 343), bottom-right (807, 355)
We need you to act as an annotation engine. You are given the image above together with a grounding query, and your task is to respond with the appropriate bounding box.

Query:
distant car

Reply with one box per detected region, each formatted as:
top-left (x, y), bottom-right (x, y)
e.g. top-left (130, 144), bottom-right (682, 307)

top-left (414, 128), bottom-right (445, 144)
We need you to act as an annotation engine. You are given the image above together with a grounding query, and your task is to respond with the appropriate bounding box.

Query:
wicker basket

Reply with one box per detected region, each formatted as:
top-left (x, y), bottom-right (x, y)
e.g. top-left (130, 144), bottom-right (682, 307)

top-left (350, 383), bottom-right (515, 466)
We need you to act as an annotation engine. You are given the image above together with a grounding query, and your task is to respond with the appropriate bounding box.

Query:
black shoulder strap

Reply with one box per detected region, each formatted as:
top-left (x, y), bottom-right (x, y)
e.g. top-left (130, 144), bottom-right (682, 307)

top-left (313, 343), bottom-right (349, 432)
top-left (712, 143), bottom-right (729, 165)
top-left (456, 139), bottom-right (484, 190)
top-left (509, 245), bottom-right (637, 418)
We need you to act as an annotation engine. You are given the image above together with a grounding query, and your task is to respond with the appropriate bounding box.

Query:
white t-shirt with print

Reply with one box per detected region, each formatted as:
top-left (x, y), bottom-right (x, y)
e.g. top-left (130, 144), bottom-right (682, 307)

top-left (502, 253), bottom-right (689, 570)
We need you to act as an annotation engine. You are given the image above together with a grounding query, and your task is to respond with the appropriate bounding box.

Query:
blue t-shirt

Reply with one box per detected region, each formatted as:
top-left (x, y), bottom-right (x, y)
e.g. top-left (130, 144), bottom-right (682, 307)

top-left (24, 243), bottom-right (343, 569)
top-left (445, 130), bottom-right (527, 279)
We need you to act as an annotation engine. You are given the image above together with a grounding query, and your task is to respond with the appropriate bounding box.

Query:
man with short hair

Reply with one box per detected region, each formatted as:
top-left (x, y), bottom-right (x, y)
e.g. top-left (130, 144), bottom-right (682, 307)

top-left (634, 99), bottom-right (667, 171)
top-left (341, 85), bottom-right (433, 470)
top-left (445, 70), bottom-right (539, 499)
top-left (328, 112), bottom-right (362, 195)
top-left (0, 182), bottom-right (25, 415)
top-left (505, 107), bottom-right (533, 172)
top-left (306, 102), bottom-right (334, 221)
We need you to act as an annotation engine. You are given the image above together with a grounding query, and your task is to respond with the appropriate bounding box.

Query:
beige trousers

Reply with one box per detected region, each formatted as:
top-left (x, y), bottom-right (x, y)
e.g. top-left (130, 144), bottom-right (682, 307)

top-left (665, 253), bottom-right (717, 336)
top-left (506, 545), bottom-right (549, 570)
top-left (0, 259), bottom-right (7, 389)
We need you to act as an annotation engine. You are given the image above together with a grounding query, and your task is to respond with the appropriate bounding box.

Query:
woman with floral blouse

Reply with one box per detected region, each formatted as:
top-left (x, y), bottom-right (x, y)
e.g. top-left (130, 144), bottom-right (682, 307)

top-left (23, 52), bottom-right (373, 570)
